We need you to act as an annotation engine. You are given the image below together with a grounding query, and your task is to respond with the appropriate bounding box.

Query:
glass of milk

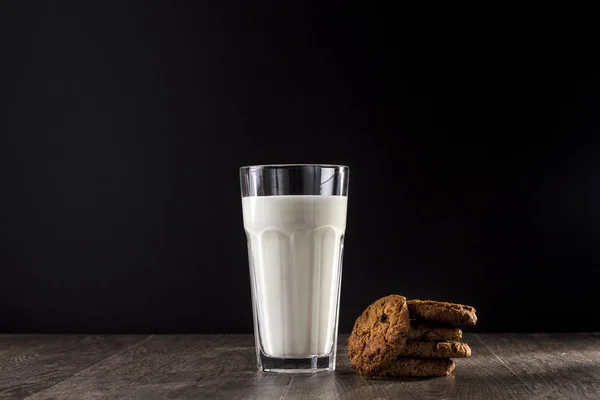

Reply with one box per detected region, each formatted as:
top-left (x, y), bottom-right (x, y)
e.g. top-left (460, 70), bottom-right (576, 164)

top-left (240, 164), bottom-right (349, 373)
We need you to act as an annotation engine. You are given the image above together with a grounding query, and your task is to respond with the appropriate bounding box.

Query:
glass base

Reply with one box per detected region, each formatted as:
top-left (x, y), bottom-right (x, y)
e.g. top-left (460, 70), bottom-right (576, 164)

top-left (258, 352), bottom-right (335, 373)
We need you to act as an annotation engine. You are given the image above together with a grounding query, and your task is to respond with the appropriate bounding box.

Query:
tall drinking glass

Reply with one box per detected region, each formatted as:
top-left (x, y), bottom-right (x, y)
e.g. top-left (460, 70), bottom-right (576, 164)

top-left (240, 164), bottom-right (349, 373)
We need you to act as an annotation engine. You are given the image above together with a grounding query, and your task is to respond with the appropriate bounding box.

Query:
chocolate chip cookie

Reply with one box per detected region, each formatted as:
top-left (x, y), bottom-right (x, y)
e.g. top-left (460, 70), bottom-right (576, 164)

top-left (407, 300), bottom-right (477, 326)
top-left (348, 295), bottom-right (410, 376)
top-left (396, 341), bottom-right (472, 358)
top-left (379, 357), bottom-right (455, 377)
top-left (408, 322), bottom-right (463, 341)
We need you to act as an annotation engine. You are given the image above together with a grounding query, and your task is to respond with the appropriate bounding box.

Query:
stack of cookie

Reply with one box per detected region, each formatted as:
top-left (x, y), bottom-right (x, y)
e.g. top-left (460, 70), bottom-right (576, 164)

top-left (348, 295), bottom-right (477, 377)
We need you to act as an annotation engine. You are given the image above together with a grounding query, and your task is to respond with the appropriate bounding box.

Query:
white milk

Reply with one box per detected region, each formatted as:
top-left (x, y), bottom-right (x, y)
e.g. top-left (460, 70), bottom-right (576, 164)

top-left (242, 195), bottom-right (347, 357)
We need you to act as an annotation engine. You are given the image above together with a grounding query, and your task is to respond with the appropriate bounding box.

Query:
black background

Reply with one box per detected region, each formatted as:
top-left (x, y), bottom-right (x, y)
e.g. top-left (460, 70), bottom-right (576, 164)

top-left (1, 2), bottom-right (599, 333)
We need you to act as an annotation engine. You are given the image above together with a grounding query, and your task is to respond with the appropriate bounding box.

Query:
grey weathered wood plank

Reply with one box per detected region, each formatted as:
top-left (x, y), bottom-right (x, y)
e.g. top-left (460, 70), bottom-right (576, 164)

top-left (1, 333), bottom-right (598, 400)
top-left (0, 335), bottom-right (147, 399)
top-left (478, 333), bottom-right (600, 400)
top-left (26, 335), bottom-right (292, 400)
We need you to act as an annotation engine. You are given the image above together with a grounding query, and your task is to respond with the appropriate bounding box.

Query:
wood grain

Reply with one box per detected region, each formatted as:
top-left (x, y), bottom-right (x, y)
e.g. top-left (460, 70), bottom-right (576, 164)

top-left (478, 333), bottom-right (600, 400)
top-left (0, 335), bottom-right (146, 399)
top-left (26, 335), bottom-right (292, 400)
top-left (0, 334), bottom-right (598, 399)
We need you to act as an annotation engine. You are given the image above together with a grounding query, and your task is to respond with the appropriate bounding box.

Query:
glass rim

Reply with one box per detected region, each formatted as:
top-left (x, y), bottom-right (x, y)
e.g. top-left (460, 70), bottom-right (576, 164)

top-left (240, 164), bottom-right (349, 171)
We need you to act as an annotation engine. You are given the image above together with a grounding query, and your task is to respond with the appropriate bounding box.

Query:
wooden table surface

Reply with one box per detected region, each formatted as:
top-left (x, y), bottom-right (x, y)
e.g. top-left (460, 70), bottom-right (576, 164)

top-left (1, 333), bottom-right (599, 399)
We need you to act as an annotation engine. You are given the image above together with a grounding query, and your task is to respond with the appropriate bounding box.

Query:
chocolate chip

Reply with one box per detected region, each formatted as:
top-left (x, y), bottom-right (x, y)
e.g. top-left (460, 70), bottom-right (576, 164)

top-left (380, 314), bottom-right (388, 323)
